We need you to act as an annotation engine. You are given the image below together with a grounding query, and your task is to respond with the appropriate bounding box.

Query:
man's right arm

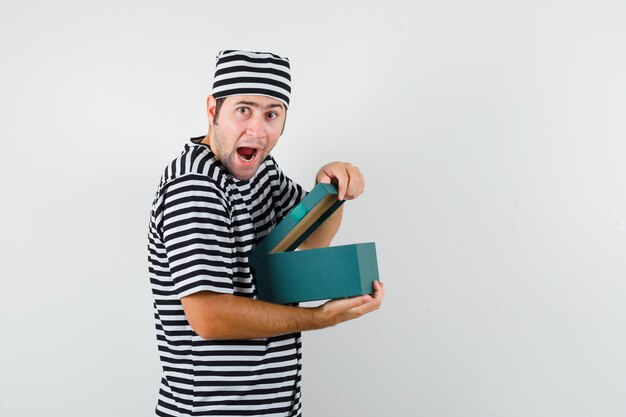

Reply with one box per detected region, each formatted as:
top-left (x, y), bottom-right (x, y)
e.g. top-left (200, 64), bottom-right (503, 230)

top-left (182, 281), bottom-right (385, 340)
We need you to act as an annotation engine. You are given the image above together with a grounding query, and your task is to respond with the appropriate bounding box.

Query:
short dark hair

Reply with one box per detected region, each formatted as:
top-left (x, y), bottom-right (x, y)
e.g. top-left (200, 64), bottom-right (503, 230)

top-left (212, 97), bottom-right (287, 134)
top-left (213, 97), bottom-right (226, 125)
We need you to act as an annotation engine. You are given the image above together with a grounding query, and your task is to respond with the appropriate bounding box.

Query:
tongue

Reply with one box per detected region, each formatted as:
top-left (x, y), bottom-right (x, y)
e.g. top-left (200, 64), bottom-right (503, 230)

top-left (238, 147), bottom-right (256, 159)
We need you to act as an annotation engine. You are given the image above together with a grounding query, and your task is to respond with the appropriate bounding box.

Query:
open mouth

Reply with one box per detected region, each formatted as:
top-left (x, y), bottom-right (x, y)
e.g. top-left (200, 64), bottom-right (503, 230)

top-left (236, 147), bottom-right (258, 164)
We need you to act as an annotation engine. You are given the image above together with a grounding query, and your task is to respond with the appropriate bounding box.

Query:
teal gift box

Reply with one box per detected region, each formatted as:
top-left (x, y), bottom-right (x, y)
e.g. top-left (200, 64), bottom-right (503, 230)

top-left (249, 183), bottom-right (379, 304)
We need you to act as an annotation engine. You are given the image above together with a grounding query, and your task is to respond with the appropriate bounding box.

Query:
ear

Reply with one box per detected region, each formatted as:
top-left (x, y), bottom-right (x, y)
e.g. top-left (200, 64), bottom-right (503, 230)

top-left (206, 95), bottom-right (217, 125)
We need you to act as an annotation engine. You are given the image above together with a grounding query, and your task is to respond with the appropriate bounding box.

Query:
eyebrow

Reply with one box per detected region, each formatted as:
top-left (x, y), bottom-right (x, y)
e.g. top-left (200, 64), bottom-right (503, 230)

top-left (234, 100), bottom-right (284, 111)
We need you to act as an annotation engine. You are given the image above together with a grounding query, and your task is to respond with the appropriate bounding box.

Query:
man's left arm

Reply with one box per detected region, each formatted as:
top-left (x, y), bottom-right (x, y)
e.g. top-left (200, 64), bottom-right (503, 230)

top-left (299, 161), bottom-right (364, 250)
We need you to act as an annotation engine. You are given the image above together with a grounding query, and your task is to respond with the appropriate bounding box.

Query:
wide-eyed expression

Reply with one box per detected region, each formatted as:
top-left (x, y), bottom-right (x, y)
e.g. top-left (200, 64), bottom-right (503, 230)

top-left (208, 95), bottom-right (286, 180)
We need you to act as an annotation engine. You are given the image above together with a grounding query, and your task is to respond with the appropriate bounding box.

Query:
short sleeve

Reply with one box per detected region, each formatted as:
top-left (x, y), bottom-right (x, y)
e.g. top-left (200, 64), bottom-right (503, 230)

top-left (270, 158), bottom-right (307, 220)
top-left (161, 174), bottom-right (234, 298)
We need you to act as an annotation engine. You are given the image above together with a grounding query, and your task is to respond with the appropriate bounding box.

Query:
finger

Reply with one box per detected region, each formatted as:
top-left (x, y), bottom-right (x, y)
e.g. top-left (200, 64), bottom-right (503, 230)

top-left (343, 175), bottom-right (357, 200)
top-left (372, 280), bottom-right (380, 295)
top-left (353, 166), bottom-right (365, 197)
top-left (331, 293), bottom-right (371, 310)
top-left (356, 281), bottom-right (383, 314)
top-left (350, 294), bottom-right (380, 316)
top-left (344, 166), bottom-right (364, 200)
top-left (328, 167), bottom-right (349, 200)
top-left (373, 281), bottom-right (385, 302)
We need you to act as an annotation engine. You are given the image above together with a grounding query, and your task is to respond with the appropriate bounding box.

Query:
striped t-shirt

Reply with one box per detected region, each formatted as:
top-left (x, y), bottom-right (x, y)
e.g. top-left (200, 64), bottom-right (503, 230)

top-left (148, 137), bottom-right (306, 417)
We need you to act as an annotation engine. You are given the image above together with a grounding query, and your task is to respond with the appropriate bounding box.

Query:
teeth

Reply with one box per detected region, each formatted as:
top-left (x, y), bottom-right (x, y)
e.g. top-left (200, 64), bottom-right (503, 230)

top-left (238, 152), bottom-right (255, 162)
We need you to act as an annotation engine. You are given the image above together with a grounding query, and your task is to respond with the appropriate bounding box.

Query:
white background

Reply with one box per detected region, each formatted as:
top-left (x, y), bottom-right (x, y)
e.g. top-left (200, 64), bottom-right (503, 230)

top-left (1, 1), bottom-right (626, 416)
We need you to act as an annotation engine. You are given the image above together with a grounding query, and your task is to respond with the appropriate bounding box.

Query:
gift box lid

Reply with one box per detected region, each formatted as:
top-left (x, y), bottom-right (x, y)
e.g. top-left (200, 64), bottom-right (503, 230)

top-left (248, 182), bottom-right (345, 268)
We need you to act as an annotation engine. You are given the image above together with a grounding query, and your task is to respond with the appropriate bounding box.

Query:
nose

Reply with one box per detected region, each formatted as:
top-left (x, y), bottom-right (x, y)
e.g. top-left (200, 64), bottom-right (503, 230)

top-left (245, 115), bottom-right (266, 140)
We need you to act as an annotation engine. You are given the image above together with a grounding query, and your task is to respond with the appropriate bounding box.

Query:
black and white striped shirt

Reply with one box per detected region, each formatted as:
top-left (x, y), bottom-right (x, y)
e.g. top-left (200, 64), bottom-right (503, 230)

top-left (148, 137), bottom-right (306, 416)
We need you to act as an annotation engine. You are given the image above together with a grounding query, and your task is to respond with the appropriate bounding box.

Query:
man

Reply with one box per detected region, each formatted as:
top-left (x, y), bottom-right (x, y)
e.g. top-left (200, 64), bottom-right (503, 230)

top-left (148, 50), bottom-right (385, 417)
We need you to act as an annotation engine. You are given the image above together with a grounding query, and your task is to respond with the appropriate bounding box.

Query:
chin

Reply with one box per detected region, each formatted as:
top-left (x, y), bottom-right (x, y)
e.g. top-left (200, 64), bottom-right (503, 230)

top-left (223, 154), bottom-right (263, 181)
top-left (232, 173), bottom-right (255, 181)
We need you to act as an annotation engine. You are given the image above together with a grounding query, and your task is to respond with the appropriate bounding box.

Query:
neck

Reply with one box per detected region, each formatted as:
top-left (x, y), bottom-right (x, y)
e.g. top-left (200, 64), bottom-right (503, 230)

top-left (201, 127), bottom-right (213, 150)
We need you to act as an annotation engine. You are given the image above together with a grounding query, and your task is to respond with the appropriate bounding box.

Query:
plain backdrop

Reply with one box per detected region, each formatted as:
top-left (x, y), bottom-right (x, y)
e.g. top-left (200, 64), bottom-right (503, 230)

top-left (1, 1), bottom-right (626, 416)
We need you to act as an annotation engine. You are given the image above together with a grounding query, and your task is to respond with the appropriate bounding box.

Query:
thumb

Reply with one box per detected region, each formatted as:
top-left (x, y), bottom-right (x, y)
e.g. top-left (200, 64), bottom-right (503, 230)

top-left (317, 173), bottom-right (332, 184)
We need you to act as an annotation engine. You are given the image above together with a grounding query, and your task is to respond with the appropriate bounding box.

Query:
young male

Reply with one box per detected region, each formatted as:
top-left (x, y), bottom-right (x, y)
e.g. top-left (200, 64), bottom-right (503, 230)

top-left (148, 50), bottom-right (384, 417)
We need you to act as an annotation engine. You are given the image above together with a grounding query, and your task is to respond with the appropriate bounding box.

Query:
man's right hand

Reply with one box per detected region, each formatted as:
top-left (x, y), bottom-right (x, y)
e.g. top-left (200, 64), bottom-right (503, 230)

top-left (316, 281), bottom-right (385, 327)
top-left (182, 280), bottom-right (385, 340)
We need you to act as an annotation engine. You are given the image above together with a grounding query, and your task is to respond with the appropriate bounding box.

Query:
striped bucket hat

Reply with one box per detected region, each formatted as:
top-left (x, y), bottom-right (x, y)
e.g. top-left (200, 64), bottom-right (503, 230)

top-left (211, 50), bottom-right (292, 108)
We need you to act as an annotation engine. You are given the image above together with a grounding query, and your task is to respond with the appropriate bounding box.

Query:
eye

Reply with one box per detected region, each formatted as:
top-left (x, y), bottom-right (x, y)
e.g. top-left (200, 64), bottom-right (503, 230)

top-left (266, 111), bottom-right (278, 120)
top-left (237, 107), bottom-right (250, 115)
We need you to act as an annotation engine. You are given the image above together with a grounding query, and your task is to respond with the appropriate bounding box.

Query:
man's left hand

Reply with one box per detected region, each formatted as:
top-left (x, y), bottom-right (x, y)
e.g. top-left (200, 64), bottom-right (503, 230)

top-left (316, 161), bottom-right (364, 201)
